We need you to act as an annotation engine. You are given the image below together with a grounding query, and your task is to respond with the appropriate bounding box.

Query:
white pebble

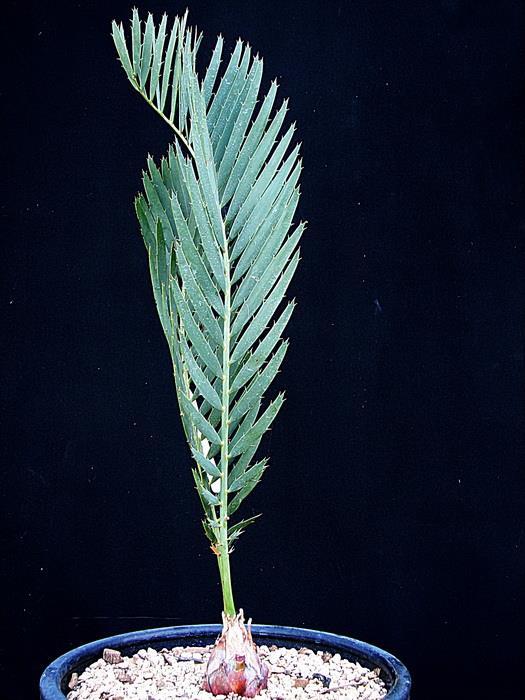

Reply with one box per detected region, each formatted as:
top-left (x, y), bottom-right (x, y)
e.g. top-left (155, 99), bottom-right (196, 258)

top-left (65, 643), bottom-right (387, 700)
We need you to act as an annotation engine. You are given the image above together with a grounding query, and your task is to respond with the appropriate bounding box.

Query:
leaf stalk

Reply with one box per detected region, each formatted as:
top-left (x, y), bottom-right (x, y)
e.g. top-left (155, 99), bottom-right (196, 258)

top-left (129, 78), bottom-right (196, 160)
top-left (218, 230), bottom-right (236, 617)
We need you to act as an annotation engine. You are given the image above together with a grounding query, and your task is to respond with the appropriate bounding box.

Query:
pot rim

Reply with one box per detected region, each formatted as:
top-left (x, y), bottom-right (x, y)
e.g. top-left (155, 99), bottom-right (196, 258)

top-left (40, 623), bottom-right (411, 700)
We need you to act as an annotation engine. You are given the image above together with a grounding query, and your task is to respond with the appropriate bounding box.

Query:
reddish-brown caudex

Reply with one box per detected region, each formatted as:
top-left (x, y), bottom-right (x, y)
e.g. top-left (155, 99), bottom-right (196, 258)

top-left (204, 610), bottom-right (269, 697)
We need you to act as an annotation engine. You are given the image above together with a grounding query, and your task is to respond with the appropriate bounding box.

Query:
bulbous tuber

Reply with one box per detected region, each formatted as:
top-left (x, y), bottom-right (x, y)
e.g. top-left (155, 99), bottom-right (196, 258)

top-left (204, 610), bottom-right (269, 697)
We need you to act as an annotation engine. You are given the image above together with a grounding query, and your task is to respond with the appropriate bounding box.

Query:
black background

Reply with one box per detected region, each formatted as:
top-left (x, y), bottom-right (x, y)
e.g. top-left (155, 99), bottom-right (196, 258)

top-left (2, 1), bottom-right (524, 698)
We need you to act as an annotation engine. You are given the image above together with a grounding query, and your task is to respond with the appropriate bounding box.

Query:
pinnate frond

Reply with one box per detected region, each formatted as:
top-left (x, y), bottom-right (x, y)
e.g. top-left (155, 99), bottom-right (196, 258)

top-left (113, 10), bottom-right (305, 549)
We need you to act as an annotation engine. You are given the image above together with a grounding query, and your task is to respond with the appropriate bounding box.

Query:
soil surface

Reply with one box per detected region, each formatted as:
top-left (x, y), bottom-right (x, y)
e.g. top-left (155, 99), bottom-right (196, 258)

top-left (66, 643), bottom-right (388, 699)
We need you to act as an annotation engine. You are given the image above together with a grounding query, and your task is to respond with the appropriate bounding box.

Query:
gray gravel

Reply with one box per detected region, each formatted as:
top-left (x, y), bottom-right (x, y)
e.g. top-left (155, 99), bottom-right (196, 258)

top-left (67, 643), bottom-right (388, 699)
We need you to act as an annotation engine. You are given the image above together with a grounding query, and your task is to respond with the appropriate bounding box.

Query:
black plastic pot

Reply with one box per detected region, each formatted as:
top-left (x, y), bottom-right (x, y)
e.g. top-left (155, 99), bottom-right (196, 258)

top-left (40, 624), bottom-right (411, 699)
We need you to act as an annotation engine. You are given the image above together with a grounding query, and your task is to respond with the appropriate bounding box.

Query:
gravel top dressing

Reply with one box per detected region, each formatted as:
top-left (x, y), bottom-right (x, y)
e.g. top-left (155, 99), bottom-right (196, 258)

top-left (66, 644), bottom-right (388, 699)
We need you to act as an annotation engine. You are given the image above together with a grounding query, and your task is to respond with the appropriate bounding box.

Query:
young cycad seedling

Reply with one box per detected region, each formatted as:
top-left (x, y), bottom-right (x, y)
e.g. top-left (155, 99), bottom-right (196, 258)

top-left (111, 9), bottom-right (304, 696)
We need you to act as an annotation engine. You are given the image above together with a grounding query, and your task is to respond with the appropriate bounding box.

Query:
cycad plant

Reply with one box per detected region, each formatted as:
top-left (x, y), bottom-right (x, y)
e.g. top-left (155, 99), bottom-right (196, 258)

top-left (111, 9), bottom-right (304, 696)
